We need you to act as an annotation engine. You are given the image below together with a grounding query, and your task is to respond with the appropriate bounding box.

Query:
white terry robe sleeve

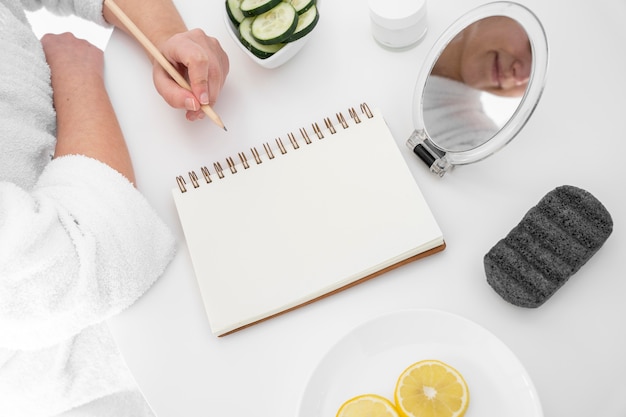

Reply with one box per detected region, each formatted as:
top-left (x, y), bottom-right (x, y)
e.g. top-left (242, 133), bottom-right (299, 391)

top-left (20, 0), bottom-right (110, 26)
top-left (0, 154), bottom-right (176, 351)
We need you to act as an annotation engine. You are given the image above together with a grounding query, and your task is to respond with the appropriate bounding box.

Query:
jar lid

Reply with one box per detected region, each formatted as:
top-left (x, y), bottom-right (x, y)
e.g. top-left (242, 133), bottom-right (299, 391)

top-left (369, 0), bottom-right (427, 30)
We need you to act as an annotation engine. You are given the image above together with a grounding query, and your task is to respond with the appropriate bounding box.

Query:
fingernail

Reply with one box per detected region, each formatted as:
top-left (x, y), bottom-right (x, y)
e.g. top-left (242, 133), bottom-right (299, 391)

top-left (185, 97), bottom-right (198, 111)
top-left (200, 92), bottom-right (209, 105)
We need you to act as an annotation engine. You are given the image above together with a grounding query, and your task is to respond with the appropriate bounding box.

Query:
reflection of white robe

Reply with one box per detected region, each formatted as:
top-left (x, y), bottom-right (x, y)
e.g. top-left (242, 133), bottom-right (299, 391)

top-left (422, 76), bottom-right (499, 151)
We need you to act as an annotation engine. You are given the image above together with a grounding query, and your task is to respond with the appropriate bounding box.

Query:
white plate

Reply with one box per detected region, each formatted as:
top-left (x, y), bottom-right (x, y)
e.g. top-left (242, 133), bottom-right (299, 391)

top-left (297, 309), bottom-right (542, 417)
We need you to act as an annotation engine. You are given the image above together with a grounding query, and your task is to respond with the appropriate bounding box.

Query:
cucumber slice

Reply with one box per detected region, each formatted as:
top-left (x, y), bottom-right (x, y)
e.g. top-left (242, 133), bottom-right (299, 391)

top-left (290, 0), bottom-right (315, 15)
top-left (226, 0), bottom-right (245, 26)
top-left (240, 0), bottom-right (281, 17)
top-left (239, 17), bottom-right (285, 59)
top-left (251, 2), bottom-right (298, 45)
top-left (285, 4), bottom-right (318, 42)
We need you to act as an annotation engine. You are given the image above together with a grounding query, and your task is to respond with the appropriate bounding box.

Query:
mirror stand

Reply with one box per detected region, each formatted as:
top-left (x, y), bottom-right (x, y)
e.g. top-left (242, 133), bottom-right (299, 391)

top-left (407, 131), bottom-right (451, 177)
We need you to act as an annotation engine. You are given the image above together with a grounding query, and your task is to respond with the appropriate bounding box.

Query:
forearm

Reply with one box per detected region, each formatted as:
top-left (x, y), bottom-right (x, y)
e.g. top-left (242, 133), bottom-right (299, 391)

top-left (103, 0), bottom-right (187, 49)
top-left (47, 36), bottom-right (135, 184)
top-left (52, 75), bottom-right (135, 184)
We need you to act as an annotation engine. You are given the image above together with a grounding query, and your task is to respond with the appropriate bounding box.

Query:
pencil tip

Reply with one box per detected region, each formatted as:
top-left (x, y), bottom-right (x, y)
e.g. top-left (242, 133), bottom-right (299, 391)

top-left (223, 126), bottom-right (228, 132)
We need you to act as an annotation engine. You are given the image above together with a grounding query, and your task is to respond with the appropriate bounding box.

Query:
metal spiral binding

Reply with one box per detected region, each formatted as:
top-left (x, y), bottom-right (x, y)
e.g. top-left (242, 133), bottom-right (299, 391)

top-left (189, 171), bottom-right (199, 188)
top-left (238, 152), bottom-right (250, 169)
top-left (288, 132), bottom-right (299, 149)
top-left (176, 103), bottom-right (375, 193)
top-left (176, 176), bottom-right (187, 193)
top-left (213, 162), bottom-right (225, 179)
top-left (249, 147), bottom-right (261, 164)
top-left (349, 107), bottom-right (361, 123)
top-left (360, 102), bottom-right (373, 118)
top-left (201, 166), bottom-right (212, 183)
top-left (323, 118), bottom-right (336, 134)
top-left (276, 137), bottom-right (287, 155)
top-left (262, 143), bottom-right (275, 159)
top-left (300, 127), bottom-right (312, 144)
top-left (226, 157), bottom-right (237, 174)
top-left (312, 122), bottom-right (324, 139)
top-left (337, 112), bottom-right (349, 129)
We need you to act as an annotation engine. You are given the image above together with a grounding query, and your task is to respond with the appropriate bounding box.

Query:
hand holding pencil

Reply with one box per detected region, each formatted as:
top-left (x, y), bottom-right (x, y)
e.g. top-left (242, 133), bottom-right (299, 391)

top-left (104, 0), bottom-right (229, 127)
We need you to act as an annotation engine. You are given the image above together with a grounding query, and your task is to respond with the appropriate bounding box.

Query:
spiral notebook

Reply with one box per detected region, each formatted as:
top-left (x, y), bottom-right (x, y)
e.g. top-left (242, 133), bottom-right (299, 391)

top-left (172, 103), bottom-right (445, 336)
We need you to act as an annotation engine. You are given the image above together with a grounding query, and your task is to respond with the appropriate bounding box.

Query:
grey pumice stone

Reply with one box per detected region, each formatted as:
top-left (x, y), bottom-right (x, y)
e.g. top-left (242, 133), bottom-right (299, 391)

top-left (484, 185), bottom-right (613, 308)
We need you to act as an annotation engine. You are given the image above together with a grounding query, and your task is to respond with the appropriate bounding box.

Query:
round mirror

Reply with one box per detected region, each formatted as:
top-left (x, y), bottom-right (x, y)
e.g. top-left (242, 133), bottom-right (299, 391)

top-left (407, 1), bottom-right (548, 176)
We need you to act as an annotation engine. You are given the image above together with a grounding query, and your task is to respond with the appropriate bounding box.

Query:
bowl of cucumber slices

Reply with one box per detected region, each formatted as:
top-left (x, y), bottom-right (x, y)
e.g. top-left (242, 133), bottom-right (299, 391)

top-left (225, 0), bottom-right (320, 68)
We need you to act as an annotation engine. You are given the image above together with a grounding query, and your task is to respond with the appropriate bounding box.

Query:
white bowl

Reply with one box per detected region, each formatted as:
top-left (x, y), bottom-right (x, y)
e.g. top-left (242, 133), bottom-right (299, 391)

top-left (224, 1), bottom-right (320, 69)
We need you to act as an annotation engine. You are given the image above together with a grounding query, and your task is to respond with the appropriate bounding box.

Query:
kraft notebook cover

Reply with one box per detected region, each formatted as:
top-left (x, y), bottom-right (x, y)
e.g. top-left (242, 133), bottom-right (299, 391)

top-left (172, 103), bottom-right (445, 336)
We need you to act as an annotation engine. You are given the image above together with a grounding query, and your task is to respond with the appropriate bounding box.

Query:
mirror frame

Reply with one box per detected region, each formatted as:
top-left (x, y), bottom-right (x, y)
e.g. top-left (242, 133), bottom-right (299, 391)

top-left (410, 1), bottom-right (549, 175)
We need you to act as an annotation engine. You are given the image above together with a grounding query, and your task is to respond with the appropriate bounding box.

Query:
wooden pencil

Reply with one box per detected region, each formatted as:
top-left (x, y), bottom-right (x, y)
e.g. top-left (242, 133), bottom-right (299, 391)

top-left (103, 0), bottom-right (226, 130)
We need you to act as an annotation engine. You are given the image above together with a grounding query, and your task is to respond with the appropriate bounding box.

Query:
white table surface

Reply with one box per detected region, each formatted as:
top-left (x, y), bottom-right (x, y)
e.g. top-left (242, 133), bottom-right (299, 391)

top-left (105, 0), bottom-right (626, 416)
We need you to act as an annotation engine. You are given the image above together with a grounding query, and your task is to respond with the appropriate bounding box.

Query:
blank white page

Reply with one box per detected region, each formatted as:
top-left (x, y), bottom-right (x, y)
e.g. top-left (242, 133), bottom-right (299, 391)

top-left (173, 107), bottom-right (443, 336)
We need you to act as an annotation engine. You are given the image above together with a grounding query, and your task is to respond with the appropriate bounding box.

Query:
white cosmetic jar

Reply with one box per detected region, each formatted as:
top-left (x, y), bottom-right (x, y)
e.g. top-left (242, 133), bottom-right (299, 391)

top-left (369, 0), bottom-right (428, 49)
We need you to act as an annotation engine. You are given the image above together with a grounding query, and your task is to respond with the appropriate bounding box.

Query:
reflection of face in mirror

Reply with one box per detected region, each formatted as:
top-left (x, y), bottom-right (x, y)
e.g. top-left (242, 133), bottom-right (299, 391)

top-left (423, 16), bottom-right (532, 151)
top-left (435, 16), bottom-right (531, 97)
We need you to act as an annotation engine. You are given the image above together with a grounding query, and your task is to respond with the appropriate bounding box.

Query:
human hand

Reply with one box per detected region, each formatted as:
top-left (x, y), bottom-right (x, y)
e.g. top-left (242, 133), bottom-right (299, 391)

top-left (154, 29), bottom-right (230, 121)
top-left (41, 33), bottom-right (105, 80)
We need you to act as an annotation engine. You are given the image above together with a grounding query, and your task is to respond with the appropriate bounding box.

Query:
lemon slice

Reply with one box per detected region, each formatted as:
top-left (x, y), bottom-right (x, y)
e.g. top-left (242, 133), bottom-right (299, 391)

top-left (336, 394), bottom-right (400, 417)
top-left (394, 359), bottom-right (470, 417)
